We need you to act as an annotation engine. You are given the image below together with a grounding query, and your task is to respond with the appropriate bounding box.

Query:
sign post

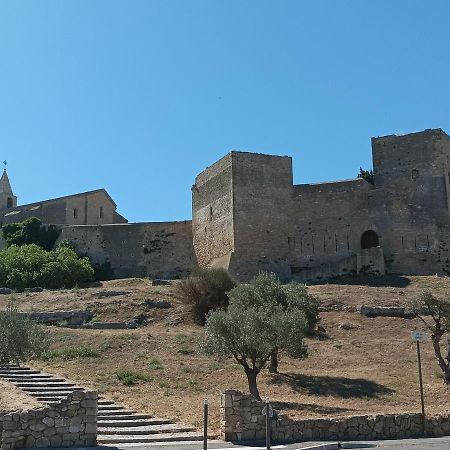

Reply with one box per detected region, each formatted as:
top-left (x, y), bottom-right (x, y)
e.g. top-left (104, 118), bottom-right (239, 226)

top-left (203, 399), bottom-right (208, 450)
top-left (262, 398), bottom-right (273, 449)
top-left (411, 330), bottom-right (426, 435)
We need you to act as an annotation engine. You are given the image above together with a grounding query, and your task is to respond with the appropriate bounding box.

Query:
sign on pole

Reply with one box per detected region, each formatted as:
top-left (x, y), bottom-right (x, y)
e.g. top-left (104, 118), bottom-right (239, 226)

top-left (411, 330), bottom-right (426, 342)
top-left (411, 330), bottom-right (426, 435)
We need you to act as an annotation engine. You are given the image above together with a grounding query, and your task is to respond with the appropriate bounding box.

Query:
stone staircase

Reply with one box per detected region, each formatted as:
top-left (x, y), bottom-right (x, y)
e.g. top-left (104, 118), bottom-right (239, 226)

top-left (0, 367), bottom-right (203, 445)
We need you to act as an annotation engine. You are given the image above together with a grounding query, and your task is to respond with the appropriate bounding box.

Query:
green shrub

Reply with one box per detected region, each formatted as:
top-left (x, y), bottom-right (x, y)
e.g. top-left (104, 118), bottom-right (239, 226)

top-left (176, 268), bottom-right (236, 325)
top-left (148, 358), bottom-right (163, 370)
top-left (116, 370), bottom-right (152, 386)
top-left (41, 346), bottom-right (99, 361)
top-left (2, 218), bottom-right (61, 250)
top-left (0, 244), bottom-right (94, 290)
top-left (0, 300), bottom-right (50, 366)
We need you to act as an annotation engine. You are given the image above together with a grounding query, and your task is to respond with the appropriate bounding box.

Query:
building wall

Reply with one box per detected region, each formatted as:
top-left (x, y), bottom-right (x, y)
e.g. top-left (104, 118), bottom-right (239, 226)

top-left (60, 221), bottom-right (196, 279)
top-left (191, 129), bottom-right (450, 283)
top-left (0, 190), bottom-right (119, 226)
top-left (192, 154), bottom-right (235, 269)
top-left (229, 152), bottom-right (293, 281)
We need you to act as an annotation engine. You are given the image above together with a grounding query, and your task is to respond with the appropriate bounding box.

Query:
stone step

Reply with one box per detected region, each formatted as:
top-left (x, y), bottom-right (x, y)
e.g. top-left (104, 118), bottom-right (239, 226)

top-left (98, 408), bottom-right (136, 417)
top-left (13, 380), bottom-right (72, 386)
top-left (97, 431), bottom-right (204, 444)
top-left (28, 389), bottom-right (74, 395)
top-left (98, 405), bottom-right (125, 411)
top-left (98, 418), bottom-right (172, 427)
top-left (98, 424), bottom-right (195, 436)
top-left (98, 414), bottom-right (154, 421)
top-left (36, 397), bottom-right (65, 403)
top-left (98, 400), bottom-right (115, 405)
top-left (0, 369), bottom-right (41, 375)
top-left (1, 376), bottom-right (65, 382)
top-left (19, 386), bottom-right (80, 392)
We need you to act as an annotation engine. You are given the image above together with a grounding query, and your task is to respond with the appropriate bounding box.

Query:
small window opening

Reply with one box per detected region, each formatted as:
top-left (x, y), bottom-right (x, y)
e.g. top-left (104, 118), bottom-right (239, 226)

top-left (99, 206), bottom-right (104, 218)
top-left (311, 235), bottom-right (315, 254)
top-left (73, 208), bottom-right (78, 219)
top-left (411, 169), bottom-right (419, 180)
top-left (361, 230), bottom-right (379, 249)
top-left (209, 205), bottom-right (213, 218)
top-left (6, 197), bottom-right (13, 208)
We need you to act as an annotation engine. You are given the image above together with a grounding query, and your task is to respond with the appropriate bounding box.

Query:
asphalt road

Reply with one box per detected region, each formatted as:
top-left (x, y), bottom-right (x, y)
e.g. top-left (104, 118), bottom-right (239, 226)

top-left (100, 436), bottom-right (450, 450)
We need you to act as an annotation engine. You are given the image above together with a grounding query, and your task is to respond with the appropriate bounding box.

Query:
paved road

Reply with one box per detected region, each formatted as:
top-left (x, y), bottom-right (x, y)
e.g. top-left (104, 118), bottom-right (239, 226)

top-left (91, 436), bottom-right (450, 450)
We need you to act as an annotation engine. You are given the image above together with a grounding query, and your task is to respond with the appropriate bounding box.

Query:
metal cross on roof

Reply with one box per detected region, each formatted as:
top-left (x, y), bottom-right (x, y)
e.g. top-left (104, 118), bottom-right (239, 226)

top-left (2, 161), bottom-right (7, 170)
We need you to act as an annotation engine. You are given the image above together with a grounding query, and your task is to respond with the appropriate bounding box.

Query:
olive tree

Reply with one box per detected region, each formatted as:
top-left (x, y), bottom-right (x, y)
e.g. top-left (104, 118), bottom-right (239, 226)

top-left (223, 273), bottom-right (320, 373)
top-left (0, 301), bottom-right (50, 366)
top-left (201, 273), bottom-right (309, 400)
top-left (408, 291), bottom-right (450, 384)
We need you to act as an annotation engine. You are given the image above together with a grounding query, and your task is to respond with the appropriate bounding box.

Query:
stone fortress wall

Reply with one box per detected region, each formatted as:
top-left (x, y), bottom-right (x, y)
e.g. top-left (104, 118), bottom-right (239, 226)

top-left (3, 128), bottom-right (450, 282)
top-left (193, 128), bottom-right (450, 282)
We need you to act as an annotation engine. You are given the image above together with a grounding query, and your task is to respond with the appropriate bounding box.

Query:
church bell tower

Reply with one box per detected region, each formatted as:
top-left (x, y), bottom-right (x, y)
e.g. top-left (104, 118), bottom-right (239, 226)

top-left (0, 166), bottom-right (17, 210)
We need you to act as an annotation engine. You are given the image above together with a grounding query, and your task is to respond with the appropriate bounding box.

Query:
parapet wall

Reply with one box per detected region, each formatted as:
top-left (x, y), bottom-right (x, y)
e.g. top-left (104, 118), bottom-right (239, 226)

top-left (60, 221), bottom-right (196, 279)
top-left (0, 390), bottom-right (97, 450)
top-left (221, 390), bottom-right (450, 442)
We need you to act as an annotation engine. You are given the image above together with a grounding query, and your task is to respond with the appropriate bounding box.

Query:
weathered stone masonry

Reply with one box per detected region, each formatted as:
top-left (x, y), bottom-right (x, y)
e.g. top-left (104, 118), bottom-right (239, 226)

top-left (0, 391), bottom-right (97, 450)
top-left (221, 390), bottom-right (450, 442)
top-left (3, 128), bottom-right (450, 282)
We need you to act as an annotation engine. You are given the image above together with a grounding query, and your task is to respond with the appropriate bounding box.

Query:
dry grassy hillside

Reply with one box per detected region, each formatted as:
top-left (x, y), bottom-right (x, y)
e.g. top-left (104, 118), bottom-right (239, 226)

top-left (1, 275), bottom-right (449, 432)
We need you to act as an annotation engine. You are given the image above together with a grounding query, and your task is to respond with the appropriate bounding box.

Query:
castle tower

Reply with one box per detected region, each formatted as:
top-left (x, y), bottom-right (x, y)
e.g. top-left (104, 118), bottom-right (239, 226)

top-left (0, 169), bottom-right (17, 210)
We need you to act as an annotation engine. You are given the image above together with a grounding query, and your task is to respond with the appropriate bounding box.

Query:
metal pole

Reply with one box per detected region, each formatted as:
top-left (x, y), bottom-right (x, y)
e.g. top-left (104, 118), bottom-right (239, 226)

top-left (265, 398), bottom-right (271, 450)
top-left (203, 399), bottom-right (208, 450)
top-left (416, 341), bottom-right (426, 435)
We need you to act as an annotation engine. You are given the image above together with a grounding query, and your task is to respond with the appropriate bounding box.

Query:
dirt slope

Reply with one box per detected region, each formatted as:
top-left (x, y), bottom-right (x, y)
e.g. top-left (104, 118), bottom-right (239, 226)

top-left (0, 275), bottom-right (449, 432)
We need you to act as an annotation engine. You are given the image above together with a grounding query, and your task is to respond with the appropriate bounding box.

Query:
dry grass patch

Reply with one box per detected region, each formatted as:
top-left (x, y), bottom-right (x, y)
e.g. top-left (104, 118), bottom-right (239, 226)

top-left (0, 380), bottom-right (42, 411)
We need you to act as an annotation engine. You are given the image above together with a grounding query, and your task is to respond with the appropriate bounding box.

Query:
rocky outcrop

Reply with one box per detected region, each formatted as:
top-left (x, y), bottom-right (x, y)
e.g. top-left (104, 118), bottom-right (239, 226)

top-left (357, 305), bottom-right (414, 319)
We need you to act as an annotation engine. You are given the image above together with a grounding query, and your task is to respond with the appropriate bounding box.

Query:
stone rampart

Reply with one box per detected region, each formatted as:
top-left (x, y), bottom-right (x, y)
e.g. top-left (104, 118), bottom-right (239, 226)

top-left (221, 390), bottom-right (450, 443)
top-left (0, 390), bottom-right (97, 450)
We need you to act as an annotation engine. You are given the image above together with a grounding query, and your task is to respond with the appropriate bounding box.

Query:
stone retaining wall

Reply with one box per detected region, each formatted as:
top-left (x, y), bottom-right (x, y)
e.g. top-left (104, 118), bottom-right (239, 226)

top-left (221, 390), bottom-right (450, 442)
top-left (0, 391), bottom-right (97, 450)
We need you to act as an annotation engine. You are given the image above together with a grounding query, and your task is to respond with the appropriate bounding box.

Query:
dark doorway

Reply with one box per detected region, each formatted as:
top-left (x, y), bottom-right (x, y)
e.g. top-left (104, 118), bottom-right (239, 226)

top-left (361, 230), bottom-right (379, 249)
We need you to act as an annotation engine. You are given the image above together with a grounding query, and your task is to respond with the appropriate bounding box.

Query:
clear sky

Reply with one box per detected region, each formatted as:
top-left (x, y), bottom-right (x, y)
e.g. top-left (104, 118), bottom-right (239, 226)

top-left (1, 1), bottom-right (449, 222)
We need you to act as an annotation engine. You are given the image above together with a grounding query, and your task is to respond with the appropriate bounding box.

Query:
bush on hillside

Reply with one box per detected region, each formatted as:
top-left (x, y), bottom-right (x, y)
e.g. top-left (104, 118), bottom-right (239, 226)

top-left (176, 268), bottom-right (236, 325)
top-left (0, 300), bottom-right (50, 366)
top-left (0, 244), bottom-right (94, 291)
top-left (2, 217), bottom-right (61, 250)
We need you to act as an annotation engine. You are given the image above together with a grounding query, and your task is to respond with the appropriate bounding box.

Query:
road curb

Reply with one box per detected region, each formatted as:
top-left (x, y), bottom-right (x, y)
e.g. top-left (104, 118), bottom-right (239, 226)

top-left (294, 443), bottom-right (340, 450)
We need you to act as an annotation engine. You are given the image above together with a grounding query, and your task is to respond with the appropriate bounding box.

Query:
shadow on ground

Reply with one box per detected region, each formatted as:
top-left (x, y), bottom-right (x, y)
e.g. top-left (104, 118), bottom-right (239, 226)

top-left (315, 275), bottom-right (411, 288)
top-left (273, 400), bottom-right (354, 415)
top-left (268, 373), bottom-right (395, 399)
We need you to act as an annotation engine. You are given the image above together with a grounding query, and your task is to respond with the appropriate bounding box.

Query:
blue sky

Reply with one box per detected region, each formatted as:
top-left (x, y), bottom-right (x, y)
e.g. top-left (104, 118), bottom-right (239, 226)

top-left (1, 1), bottom-right (449, 222)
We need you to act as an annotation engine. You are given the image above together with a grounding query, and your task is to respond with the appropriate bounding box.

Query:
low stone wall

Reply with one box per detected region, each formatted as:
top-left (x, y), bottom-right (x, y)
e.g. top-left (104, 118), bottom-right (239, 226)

top-left (0, 391), bottom-right (97, 450)
top-left (221, 390), bottom-right (450, 442)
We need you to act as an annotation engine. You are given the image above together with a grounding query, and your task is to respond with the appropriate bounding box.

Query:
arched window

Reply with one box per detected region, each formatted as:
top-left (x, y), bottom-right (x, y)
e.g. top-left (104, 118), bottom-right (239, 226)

top-left (99, 206), bottom-right (104, 218)
top-left (6, 197), bottom-right (13, 208)
top-left (361, 230), bottom-right (379, 249)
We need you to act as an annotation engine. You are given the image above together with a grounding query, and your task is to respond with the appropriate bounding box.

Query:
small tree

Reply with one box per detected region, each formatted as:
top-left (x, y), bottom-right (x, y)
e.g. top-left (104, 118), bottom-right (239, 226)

top-left (0, 300), bottom-right (50, 366)
top-left (2, 217), bottom-right (61, 250)
top-left (227, 273), bottom-right (320, 373)
top-left (408, 291), bottom-right (450, 384)
top-left (176, 268), bottom-right (236, 325)
top-left (357, 167), bottom-right (374, 185)
top-left (202, 275), bottom-right (309, 400)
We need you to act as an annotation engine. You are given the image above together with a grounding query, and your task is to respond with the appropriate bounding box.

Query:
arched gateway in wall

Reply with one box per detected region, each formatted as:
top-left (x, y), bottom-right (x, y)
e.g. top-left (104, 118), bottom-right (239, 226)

top-left (361, 230), bottom-right (379, 249)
